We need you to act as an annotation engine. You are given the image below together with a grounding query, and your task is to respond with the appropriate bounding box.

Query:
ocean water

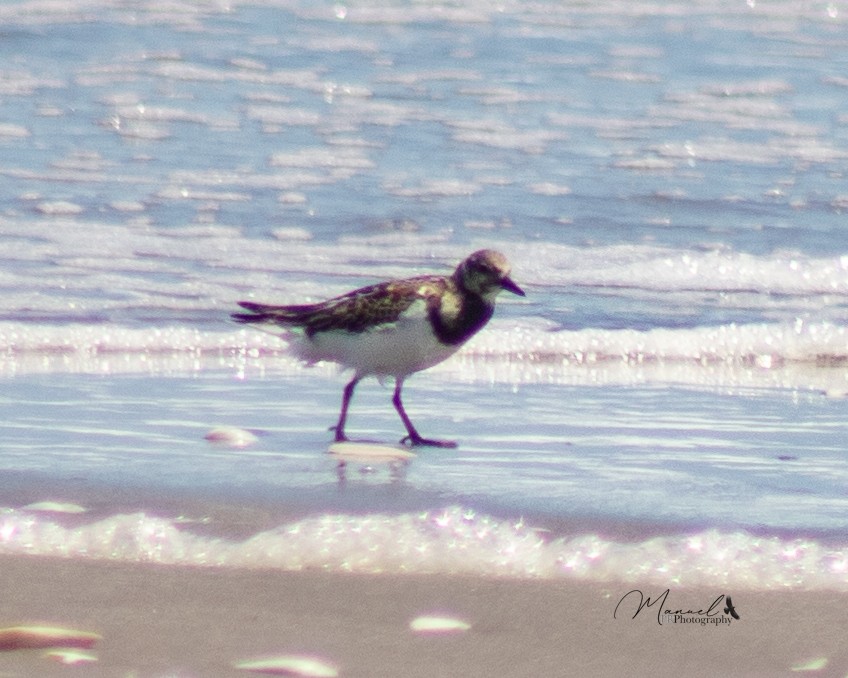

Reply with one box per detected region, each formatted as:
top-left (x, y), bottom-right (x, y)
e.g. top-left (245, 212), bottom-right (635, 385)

top-left (1, 0), bottom-right (848, 590)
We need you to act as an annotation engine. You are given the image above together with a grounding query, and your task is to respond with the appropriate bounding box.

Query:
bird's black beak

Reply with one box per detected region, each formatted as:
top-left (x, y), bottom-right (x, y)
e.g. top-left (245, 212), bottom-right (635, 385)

top-left (501, 276), bottom-right (525, 296)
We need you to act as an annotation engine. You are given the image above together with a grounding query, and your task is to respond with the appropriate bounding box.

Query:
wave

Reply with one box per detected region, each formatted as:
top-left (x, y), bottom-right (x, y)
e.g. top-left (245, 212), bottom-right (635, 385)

top-left (3, 233), bottom-right (847, 391)
top-left (514, 243), bottom-right (848, 297)
top-left (1, 505), bottom-right (846, 591)
top-left (1, 320), bottom-right (847, 393)
top-left (3, 232), bottom-right (848, 314)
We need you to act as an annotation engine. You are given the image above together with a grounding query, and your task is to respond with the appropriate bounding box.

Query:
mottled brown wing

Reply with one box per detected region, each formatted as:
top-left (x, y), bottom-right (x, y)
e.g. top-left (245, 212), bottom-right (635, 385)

top-left (233, 275), bottom-right (448, 336)
top-left (302, 275), bottom-right (448, 336)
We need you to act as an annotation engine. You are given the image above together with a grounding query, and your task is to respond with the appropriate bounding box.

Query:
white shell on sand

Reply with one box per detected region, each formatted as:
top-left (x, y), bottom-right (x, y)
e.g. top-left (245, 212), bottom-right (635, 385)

top-left (204, 426), bottom-right (259, 448)
top-left (791, 657), bottom-right (828, 672)
top-left (234, 655), bottom-right (339, 677)
top-left (21, 501), bottom-right (87, 514)
top-left (409, 615), bottom-right (472, 634)
top-left (328, 441), bottom-right (416, 462)
top-left (0, 625), bottom-right (101, 651)
top-left (42, 648), bottom-right (98, 665)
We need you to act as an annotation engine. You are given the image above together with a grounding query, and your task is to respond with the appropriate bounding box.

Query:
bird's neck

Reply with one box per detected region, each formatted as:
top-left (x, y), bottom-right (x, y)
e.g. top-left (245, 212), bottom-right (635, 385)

top-left (428, 285), bottom-right (494, 346)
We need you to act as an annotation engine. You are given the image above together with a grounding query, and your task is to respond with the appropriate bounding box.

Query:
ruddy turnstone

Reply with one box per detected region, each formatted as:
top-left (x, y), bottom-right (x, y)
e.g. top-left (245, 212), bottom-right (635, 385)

top-left (232, 249), bottom-right (524, 447)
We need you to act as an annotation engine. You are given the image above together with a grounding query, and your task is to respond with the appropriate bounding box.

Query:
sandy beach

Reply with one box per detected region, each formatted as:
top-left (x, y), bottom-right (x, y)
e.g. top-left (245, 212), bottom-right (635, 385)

top-left (0, 554), bottom-right (845, 677)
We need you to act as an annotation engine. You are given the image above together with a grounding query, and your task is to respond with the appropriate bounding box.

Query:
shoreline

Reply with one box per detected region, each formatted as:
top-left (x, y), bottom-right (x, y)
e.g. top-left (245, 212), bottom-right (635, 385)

top-left (5, 469), bottom-right (848, 547)
top-left (1, 553), bottom-right (847, 677)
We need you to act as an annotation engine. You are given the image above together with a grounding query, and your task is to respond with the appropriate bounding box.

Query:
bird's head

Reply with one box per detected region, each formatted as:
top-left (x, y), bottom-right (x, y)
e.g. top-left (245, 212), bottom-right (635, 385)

top-left (455, 249), bottom-right (525, 301)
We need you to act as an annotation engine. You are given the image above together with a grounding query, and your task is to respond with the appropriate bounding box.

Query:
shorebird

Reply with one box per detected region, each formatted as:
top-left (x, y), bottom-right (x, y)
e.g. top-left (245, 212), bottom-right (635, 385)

top-left (232, 249), bottom-right (524, 447)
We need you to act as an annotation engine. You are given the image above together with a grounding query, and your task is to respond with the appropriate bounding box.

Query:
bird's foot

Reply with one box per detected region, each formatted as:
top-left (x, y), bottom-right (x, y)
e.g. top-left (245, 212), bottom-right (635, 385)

top-left (332, 430), bottom-right (350, 443)
top-left (400, 434), bottom-right (457, 449)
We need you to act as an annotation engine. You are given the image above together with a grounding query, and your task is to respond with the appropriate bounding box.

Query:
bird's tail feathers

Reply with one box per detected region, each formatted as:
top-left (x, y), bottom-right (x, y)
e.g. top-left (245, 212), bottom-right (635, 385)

top-left (231, 301), bottom-right (315, 326)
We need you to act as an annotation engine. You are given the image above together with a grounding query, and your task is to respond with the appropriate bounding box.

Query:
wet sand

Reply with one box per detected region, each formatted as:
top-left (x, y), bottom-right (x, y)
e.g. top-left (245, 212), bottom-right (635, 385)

top-left (1, 554), bottom-right (847, 677)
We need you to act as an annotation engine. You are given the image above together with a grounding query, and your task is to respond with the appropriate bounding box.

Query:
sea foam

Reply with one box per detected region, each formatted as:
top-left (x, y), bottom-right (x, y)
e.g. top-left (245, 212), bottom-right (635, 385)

top-left (1, 505), bottom-right (846, 591)
top-left (2, 319), bottom-right (847, 396)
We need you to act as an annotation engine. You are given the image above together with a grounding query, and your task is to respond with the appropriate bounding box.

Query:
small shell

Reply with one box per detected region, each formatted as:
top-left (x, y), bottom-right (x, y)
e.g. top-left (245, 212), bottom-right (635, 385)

top-left (204, 426), bottom-right (259, 448)
top-left (328, 441), bottom-right (416, 463)
top-left (21, 501), bottom-right (87, 514)
top-left (791, 657), bottom-right (829, 672)
top-left (42, 648), bottom-right (98, 665)
top-left (0, 625), bottom-right (101, 651)
top-left (409, 615), bottom-right (471, 634)
top-left (234, 655), bottom-right (339, 677)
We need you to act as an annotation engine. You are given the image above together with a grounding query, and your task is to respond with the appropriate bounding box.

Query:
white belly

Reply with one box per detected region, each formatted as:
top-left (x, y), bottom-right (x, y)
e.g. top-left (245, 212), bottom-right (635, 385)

top-left (286, 302), bottom-right (460, 378)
